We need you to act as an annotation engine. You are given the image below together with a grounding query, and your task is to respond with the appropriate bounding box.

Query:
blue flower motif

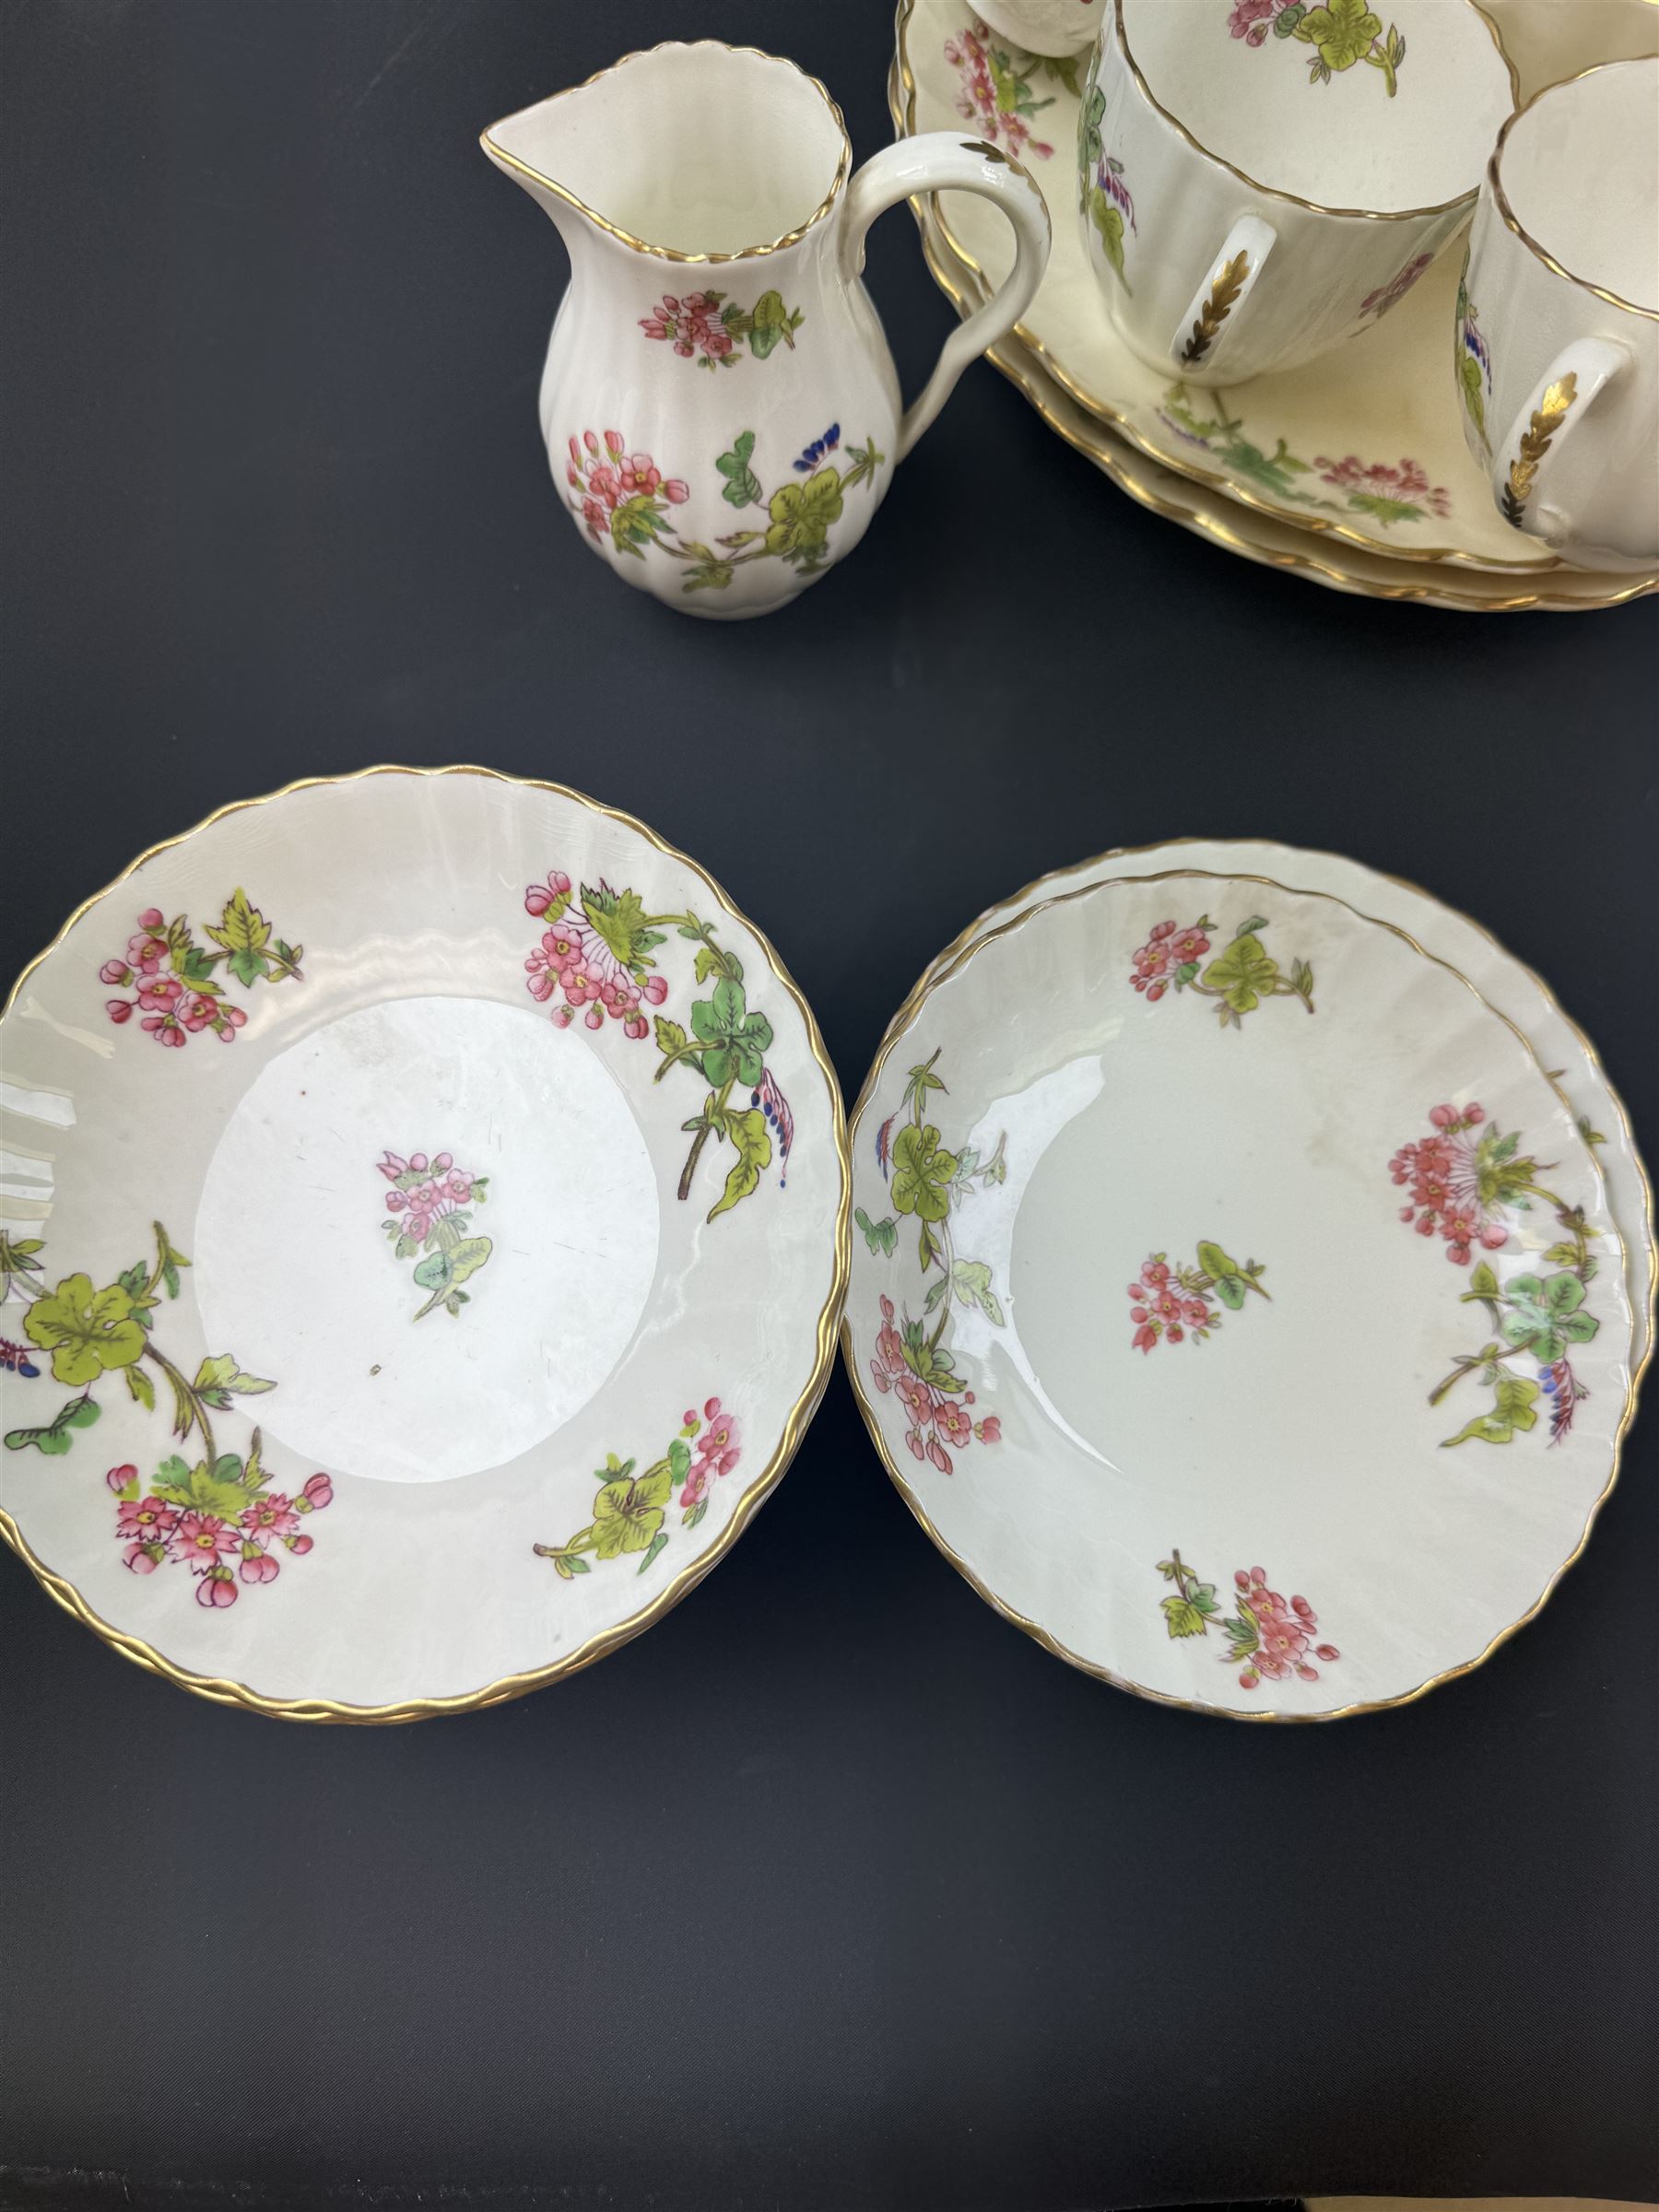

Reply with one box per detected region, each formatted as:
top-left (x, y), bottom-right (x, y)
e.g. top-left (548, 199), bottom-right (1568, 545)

top-left (793, 423), bottom-right (841, 473)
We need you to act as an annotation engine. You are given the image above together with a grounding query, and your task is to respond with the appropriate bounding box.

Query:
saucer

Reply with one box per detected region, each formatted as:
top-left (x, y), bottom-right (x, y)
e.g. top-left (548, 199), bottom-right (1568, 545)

top-left (846, 871), bottom-right (1636, 1717)
top-left (901, 164), bottom-right (1659, 609)
top-left (892, 1), bottom-right (1659, 601)
top-left (0, 768), bottom-right (849, 1719)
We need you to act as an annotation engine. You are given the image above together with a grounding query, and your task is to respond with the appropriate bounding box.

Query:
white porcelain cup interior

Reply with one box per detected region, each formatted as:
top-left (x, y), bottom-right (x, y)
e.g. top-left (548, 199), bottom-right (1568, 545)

top-left (1497, 57), bottom-right (1659, 308)
top-left (1121, 0), bottom-right (1514, 209)
top-left (488, 43), bottom-right (847, 256)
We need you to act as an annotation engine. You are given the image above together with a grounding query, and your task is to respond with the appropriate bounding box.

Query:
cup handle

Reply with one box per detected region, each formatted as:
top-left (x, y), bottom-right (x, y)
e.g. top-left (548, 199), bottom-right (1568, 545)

top-left (1491, 336), bottom-right (1630, 545)
top-left (1169, 216), bottom-right (1277, 374)
top-left (839, 133), bottom-right (1051, 460)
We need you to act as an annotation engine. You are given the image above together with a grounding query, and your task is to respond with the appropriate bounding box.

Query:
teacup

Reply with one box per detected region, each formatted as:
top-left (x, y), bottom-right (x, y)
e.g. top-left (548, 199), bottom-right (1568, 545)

top-left (1079, 0), bottom-right (1518, 384)
top-left (974, 0), bottom-right (1106, 57)
top-left (1456, 59), bottom-right (1658, 569)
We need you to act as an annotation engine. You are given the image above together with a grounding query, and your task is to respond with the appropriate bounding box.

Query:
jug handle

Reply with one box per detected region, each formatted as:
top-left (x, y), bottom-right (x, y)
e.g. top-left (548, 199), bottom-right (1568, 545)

top-left (839, 133), bottom-right (1052, 461)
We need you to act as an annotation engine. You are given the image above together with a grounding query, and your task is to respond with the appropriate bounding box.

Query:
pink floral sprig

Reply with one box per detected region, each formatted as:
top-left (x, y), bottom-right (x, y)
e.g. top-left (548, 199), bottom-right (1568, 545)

top-left (1316, 454), bottom-right (1451, 520)
top-left (944, 22), bottom-right (1055, 161)
top-left (380, 1149), bottom-right (483, 1246)
top-left (1230, 1567), bottom-right (1339, 1691)
top-left (1228, 0), bottom-right (1292, 45)
top-left (868, 1294), bottom-right (1001, 1476)
top-left (522, 868), bottom-right (668, 1040)
top-left (641, 289), bottom-right (735, 364)
top-left (1389, 1101), bottom-right (1511, 1266)
top-left (1129, 917), bottom-right (1213, 1002)
top-left (112, 1462), bottom-right (332, 1607)
top-left (1128, 1257), bottom-right (1217, 1353)
top-left (677, 1396), bottom-right (742, 1512)
top-left (566, 429), bottom-right (688, 551)
top-left (102, 908), bottom-right (251, 1048)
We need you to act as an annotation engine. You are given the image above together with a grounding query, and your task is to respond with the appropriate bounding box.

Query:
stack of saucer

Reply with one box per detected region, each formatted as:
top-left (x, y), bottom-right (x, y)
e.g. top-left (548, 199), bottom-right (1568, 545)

top-left (890, 0), bottom-right (1659, 608)
top-left (842, 838), bottom-right (1653, 1716)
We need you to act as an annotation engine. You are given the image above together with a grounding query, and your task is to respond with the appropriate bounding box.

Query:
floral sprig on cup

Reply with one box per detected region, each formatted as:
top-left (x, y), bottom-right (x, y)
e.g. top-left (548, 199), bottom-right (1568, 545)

top-left (1158, 1549), bottom-right (1341, 1690)
top-left (641, 287), bottom-right (804, 367)
top-left (1130, 912), bottom-right (1315, 1028)
top-left (1391, 1101), bottom-right (1601, 1448)
top-left (535, 1396), bottom-right (741, 1581)
top-left (379, 1149), bottom-right (492, 1321)
top-left (1229, 0), bottom-right (1407, 98)
top-left (100, 891), bottom-right (302, 1047)
top-left (567, 429), bottom-right (689, 554)
top-left (565, 425), bottom-right (882, 596)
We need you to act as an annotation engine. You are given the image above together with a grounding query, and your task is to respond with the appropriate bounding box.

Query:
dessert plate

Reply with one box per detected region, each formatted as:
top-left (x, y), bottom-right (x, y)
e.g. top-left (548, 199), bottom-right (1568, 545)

top-left (892, 0), bottom-right (1659, 600)
top-left (0, 768), bottom-right (849, 1720)
top-left (925, 838), bottom-right (1654, 1364)
top-left (846, 871), bottom-right (1637, 1717)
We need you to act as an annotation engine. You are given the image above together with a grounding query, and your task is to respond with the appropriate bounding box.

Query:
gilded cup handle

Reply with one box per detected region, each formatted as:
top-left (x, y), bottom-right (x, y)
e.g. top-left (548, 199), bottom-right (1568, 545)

top-left (1168, 216), bottom-right (1277, 382)
top-left (1491, 336), bottom-right (1631, 547)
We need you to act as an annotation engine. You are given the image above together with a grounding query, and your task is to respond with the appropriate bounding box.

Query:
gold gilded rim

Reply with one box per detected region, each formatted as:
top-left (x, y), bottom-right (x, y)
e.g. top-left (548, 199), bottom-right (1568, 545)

top-left (1488, 60), bottom-right (1659, 321)
top-left (891, 51), bottom-right (1658, 608)
top-left (481, 41), bottom-right (852, 265)
top-left (843, 865), bottom-right (1653, 1722)
top-left (0, 764), bottom-right (853, 1724)
top-left (891, 3), bottom-right (1588, 577)
top-left (1112, 0), bottom-right (1519, 222)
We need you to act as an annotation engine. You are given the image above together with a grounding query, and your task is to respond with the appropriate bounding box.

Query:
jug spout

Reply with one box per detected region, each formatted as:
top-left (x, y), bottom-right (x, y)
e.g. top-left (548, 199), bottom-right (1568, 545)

top-left (480, 42), bottom-right (851, 263)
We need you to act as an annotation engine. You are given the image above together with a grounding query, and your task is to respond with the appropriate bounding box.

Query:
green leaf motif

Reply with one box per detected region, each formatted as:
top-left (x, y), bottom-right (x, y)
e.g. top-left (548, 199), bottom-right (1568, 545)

top-left (1498, 1271), bottom-right (1598, 1364)
top-left (716, 429), bottom-right (763, 509)
top-left (690, 977), bottom-right (773, 1089)
top-left (950, 1259), bottom-right (1006, 1328)
top-left (709, 1109), bottom-right (771, 1222)
top-left (1201, 934), bottom-right (1279, 1017)
top-left (747, 289), bottom-right (799, 360)
top-left (193, 1350), bottom-right (276, 1406)
top-left (889, 1124), bottom-right (959, 1224)
top-left (764, 469), bottom-right (844, 564)
top-left (855, 1206), bottom-right (898, 1258)
top-left (591, 1463), bottom-right (674, 1559)
top-left (1087, 191), bottom-right (1129, 289)
top-left (581, 886), bottom-right (655, 972)
top-left (5, 1390), bottom-right (100, 1455)
top-left (205, 887), bottom-right (274, 988)
top-left (1299, 0), bottom-right (1382, 68)
top-left (24, 1274), bottom-right (147, 1386)
top-left (1442, 1373), bottom-right (1540, 1448)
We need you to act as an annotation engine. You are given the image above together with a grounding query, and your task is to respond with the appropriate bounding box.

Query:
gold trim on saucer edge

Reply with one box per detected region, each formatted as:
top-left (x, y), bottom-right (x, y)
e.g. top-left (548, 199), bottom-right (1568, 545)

top-left (842, 863), bottom-right (1653, 1723)
top-left (891, 3), bottom-right (1657, 599)
top-left (0, 765), bottom-right (853, 1724)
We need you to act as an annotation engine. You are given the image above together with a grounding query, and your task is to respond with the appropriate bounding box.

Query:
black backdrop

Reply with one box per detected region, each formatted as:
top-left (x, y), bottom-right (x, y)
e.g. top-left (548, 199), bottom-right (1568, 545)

top-left (2, 5), bottom-right (1657, 2208)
